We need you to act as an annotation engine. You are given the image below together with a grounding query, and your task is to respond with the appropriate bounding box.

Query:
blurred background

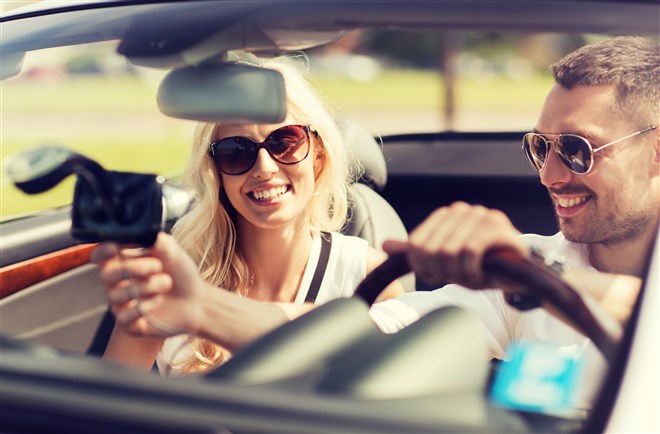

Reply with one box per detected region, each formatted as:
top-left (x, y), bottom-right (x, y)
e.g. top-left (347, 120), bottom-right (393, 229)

top-left (1, 4), bottom-right (606, 218)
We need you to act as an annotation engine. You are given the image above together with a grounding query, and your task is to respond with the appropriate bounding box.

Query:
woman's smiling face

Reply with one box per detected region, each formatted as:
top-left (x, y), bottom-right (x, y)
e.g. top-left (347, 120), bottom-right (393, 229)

top-left (217, 119), bottom-right (320, 233)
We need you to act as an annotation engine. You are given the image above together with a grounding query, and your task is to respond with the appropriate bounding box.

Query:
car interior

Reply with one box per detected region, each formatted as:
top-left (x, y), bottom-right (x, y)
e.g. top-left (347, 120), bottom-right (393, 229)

top-left (1, 1), bottom-right (658, 433)
top-left (0, 60), bottom-right (622, 434)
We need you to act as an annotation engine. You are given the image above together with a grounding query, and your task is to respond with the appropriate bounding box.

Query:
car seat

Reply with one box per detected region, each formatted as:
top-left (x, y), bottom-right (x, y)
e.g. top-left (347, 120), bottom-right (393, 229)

top-left (339, 119), bottom-right (415, 292)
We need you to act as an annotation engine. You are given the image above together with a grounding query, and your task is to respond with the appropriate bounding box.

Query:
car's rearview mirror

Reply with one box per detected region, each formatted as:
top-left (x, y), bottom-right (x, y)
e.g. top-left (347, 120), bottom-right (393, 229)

top-left (1, 52), bottom-right (25, 80)
top-left (157, 63), bottom-right (286, 124)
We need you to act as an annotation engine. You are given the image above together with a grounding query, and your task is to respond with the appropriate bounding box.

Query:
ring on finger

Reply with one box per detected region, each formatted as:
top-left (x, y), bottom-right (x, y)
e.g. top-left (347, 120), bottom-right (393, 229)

top-left (135, 301), bottom-right (148, 318)
top-left (126, 281), bottom-right (140, 302)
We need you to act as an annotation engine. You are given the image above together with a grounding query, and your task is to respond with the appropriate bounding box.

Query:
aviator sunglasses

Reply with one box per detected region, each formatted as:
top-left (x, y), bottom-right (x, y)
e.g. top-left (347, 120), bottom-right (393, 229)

top-left (209, 124), bottom-right (313, 175)
top-left (522, 126), bottom-right (657, 175)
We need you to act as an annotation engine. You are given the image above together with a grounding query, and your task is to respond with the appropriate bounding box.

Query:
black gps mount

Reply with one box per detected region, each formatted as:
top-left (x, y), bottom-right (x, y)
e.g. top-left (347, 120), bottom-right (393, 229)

top-left (7, 146), bottom-right (170, 246)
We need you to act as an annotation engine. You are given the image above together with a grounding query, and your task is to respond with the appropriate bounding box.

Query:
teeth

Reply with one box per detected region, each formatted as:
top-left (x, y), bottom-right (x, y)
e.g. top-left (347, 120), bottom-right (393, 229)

top-left (556, 196), bottom-right (587, 208)
top-left (251, 186), bottom-right (288, 201)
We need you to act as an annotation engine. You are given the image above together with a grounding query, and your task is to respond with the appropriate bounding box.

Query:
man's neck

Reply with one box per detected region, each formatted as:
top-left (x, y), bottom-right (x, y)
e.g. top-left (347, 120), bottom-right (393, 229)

top-left (588, 234), bottom-right (654, 277)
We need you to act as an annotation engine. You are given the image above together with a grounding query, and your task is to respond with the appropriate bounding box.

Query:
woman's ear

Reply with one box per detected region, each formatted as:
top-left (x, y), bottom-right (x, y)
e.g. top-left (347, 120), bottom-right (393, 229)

top-left (313, 134), bottom-right (326, 178)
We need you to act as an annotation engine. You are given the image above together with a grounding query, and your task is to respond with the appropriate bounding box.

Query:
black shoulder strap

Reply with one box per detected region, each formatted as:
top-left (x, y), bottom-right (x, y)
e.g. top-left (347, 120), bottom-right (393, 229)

top-left (305, 231), bottom-right (332, 303)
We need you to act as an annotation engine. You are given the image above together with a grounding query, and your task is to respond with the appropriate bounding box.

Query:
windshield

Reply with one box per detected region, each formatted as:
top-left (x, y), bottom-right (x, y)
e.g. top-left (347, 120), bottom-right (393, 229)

top-left (1, 30), bottom-right (608, 220)
top-left (306, 30), bottom-right (564, 134)
top-left (1, 42), bottom-right (193, 220)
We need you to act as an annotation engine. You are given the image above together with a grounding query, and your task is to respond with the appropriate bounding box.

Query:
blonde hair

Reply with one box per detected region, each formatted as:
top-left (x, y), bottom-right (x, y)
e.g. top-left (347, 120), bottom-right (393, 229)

top-left (170, 54), bottom-right (355, 373)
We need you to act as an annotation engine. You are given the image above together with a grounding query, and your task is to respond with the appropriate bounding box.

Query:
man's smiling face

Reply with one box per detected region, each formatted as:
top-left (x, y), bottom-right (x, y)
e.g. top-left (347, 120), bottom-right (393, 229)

top-left (535, 84), bottom-right (659, 246)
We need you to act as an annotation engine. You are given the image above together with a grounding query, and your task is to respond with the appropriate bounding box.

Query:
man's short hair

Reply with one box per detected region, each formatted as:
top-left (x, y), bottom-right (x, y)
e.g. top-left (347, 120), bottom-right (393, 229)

top-left (551, 36), bottom-right (660, 127)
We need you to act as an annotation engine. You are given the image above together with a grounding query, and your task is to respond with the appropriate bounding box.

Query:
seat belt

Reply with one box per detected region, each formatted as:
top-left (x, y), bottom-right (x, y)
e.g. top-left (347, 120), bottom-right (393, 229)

top-left (304, 231), bottom-right (332, 303)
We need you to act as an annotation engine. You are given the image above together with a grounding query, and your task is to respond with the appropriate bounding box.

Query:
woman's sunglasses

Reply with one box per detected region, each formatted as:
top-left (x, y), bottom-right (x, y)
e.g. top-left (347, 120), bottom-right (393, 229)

top-left (522, 126), bottom-right (657, 175)
top-left (209, 124), bottom-right (313, 175)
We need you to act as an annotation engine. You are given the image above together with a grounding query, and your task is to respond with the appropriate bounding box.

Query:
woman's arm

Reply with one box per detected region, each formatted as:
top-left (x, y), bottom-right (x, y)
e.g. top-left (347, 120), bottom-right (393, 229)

top-left (103, 326), bottom-right (163, 370)
top-left (92, 232), bottom-right (407, 357)
top-left (91, 233), bottom-right (294, 352)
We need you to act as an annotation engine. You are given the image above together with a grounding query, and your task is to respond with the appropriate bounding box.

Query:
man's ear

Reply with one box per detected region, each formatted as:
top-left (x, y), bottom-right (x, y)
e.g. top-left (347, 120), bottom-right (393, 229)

top-left (651, 129), bottom-right (660, 177)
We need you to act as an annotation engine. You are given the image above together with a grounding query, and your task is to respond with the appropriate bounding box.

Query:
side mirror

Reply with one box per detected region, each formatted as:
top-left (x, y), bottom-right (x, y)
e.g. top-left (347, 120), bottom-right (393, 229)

top-left (157, 63), bottom-right (286, 124)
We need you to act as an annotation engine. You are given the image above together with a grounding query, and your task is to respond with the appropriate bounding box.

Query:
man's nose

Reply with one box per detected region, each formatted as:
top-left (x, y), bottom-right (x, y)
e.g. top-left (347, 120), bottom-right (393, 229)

top-left (539, 144), bottom-right (573, 187)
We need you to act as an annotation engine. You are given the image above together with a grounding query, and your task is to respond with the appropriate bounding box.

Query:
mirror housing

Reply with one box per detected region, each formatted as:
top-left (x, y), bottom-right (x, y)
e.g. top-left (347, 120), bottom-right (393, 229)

top-left (157, 63), bottom-right (286, 124)
top-left (1, 52), bottom-right (25, 80)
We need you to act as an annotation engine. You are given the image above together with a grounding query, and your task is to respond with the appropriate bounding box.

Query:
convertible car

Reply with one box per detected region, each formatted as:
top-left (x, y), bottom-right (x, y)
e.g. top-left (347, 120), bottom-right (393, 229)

top-left (1, 0), bottom-right (658, 432)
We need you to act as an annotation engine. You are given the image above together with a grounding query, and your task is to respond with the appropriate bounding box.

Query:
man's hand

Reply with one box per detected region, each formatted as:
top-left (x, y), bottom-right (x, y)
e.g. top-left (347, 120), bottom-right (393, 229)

top-left (383, 202), bottom-right (529, 289)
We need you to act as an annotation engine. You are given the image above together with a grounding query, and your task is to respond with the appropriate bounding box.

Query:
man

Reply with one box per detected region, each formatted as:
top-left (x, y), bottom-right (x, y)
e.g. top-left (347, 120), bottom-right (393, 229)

top-left (370, 35), bottom-right (659, 406)
top-left (93, 37), bottom-right (659, 402)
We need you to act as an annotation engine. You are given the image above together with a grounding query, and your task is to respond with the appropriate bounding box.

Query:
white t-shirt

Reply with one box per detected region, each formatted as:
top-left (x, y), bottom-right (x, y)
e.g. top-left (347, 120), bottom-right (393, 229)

top-left (157, 229), bottom-right (369, 376)
top-left (369, 232), bottom-right (606, 408)
top-left (292, 230), bottom-right (369, 304)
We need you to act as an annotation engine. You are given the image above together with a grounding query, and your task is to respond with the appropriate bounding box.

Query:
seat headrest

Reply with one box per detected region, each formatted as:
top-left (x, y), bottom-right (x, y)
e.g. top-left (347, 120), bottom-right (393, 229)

top-left (339, 119), bottom-right (387, 191)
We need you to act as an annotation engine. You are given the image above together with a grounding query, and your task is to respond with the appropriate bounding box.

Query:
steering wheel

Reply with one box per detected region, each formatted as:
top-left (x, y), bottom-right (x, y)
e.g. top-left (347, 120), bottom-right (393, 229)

top-left (354, 250), bottom-right (620, 361)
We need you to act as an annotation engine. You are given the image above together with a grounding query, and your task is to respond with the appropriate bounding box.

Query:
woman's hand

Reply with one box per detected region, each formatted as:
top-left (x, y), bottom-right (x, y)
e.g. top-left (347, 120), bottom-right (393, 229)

top-left (382, 202), bottom-right (529, 289)
top-left (91, 232), bottom-right (207, 338)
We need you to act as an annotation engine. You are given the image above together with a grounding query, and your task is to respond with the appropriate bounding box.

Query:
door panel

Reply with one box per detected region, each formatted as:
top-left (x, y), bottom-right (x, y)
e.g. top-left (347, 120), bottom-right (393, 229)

top-left (0, 263), bottom-right (106, 353)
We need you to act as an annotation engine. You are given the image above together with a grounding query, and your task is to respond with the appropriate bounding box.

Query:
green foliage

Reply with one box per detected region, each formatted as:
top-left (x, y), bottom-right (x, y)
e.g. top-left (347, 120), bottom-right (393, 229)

top-left (311, 70), bottom-right (552, 110)
top-left (4, 76), bottom-right (157, 113)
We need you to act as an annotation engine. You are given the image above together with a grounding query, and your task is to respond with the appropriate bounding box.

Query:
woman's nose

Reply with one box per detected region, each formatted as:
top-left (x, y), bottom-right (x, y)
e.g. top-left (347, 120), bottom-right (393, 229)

top-left (251, 147), bottom-right (278, 177)
top-left (539, 144), bottom-right (573, 188)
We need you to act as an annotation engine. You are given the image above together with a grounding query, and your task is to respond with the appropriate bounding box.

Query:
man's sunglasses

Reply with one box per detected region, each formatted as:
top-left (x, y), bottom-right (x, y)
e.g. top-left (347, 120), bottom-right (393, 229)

top-left (209, 124), bottom-right (313, 175)
top-left (522, 126), bottom-right (657, 175)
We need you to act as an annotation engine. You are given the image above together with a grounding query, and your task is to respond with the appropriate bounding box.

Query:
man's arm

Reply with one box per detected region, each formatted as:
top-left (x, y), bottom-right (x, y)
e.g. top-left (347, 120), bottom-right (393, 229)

top-left (546, 269), bottom-right (641, 340)
top-left (382, 202), bottom-right (638, 336)
top-left (382, 201), bottom-right (529, 290)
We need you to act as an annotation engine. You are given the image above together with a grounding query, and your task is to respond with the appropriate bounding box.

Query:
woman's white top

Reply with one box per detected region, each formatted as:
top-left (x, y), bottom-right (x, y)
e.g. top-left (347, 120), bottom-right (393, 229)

top-left (156, 229), bottom-right (369, 376)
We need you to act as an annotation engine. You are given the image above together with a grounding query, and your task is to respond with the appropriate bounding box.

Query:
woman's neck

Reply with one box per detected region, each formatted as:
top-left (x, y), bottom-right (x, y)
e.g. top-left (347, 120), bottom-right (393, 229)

top-left (236, 218), bottom-right (314, 302)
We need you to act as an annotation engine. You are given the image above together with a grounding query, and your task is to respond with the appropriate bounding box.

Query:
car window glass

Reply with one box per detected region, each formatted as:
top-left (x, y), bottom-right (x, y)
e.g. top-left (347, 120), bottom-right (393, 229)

top-left (1, 32), bottom-right (610, 219)
top-left (1, 42), bottom-right (194, 219)
top-left (305, 30), bottom-right (601, 135)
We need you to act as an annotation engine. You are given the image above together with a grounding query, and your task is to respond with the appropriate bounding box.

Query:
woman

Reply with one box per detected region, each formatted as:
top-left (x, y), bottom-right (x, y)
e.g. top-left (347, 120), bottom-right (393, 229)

top-left (93, 55), bottom-right (404, 376)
